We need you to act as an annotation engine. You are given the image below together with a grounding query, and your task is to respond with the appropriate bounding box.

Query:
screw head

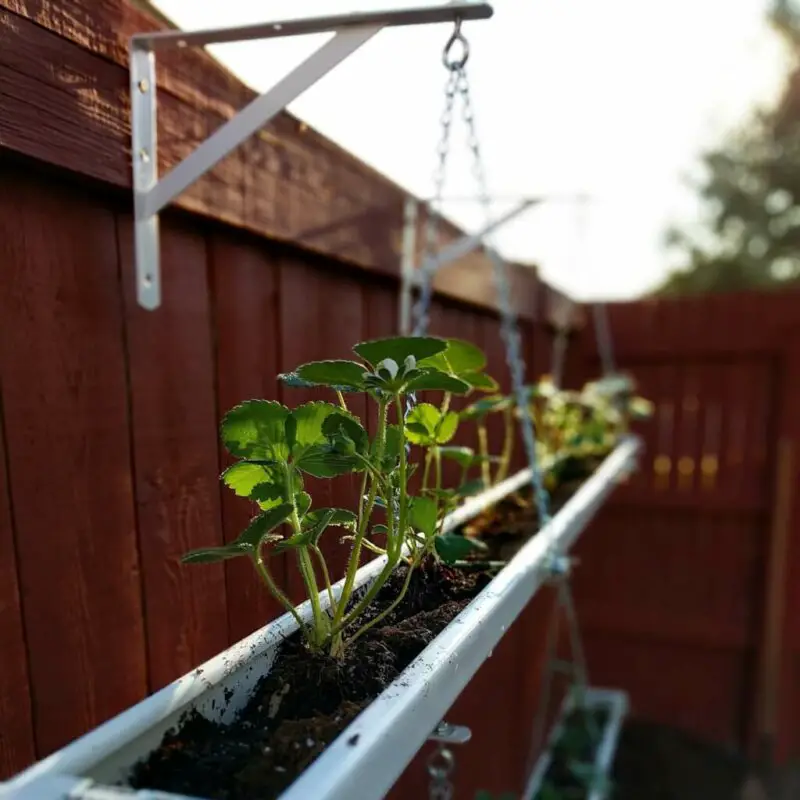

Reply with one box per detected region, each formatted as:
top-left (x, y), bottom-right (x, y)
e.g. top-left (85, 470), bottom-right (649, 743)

top-left (138, 79), bottom-right (149, 92)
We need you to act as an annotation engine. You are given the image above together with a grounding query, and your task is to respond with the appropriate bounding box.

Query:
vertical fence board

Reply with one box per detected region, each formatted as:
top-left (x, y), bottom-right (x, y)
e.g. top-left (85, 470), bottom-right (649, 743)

top-left (0, 174), bottom-right (148, 756)
top-left (118, 215), bottom-right (229, 691)
top-left (278, 257), bottom-right (367, 598)
top-left (0, 402), bottom-right (35, 777)
top-left (210, 232), bottom-right (290, 643)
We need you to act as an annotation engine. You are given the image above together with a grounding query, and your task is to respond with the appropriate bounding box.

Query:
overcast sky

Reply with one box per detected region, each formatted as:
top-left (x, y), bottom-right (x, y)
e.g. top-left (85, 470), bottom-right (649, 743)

top-left (152, 0), bottom-right (787, 299)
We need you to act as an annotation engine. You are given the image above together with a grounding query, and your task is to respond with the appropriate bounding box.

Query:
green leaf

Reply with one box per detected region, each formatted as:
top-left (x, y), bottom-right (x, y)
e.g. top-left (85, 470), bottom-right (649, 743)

top-left (295, 491), bottom-right (312, 517)
top-left (436, 411), bottom-right (459, 444)
top-left (303, 508), bottom-right (357, 546)
top-left (182, 504), bottom-right (293, 563)
top-left (322, 410), bottom-right (369, 455)
top-left (460, 394), bottom-right (511, 420)
top-left (462, 371), bottom-right (500, 392)
top-left (405, 404), bottom-right (459, 445)
top-left (297, 445), bottom-right (363, 478)
top-left (294, 360), bottom-right (368, 391)
top-left (353, 336), bottom-right (447, 367)
top-left (287, 401), bottom-right (338, 456)
top-left (221, 461), bottom-right (276, 498)
top-left (405, 369), bottom-right (471, 395)
top-left (372, 524), bottom-right (389, 535)
top-left (221, 400), bottom-right (290, 461)
top-left (181, 543), bottom-right (252, 564)
top-left (409, 496), bottom-right (438, 537)
top-left (420, 338), bottom-right (487, 373)
top-left (404, 403), bottom-right (439, 445)
top-left (380, 424), bottom-right (403, 466)
top-left (437, 446), bottom-right (483, 469)
top-left (435, 532), bottom-right (488, 564)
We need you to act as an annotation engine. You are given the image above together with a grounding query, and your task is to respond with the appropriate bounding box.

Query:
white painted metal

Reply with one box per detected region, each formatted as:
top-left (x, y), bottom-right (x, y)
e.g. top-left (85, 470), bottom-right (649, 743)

top-left (522, 687), bottom-right (630, 800)
top-left (408, 198), bottom-right (538, 288)
top-left (4, 437), bottom-right (640, 800)
top-left (132, 3), bottom-right (494, 49)
top-left (129, 2), bottom-right (494, 309)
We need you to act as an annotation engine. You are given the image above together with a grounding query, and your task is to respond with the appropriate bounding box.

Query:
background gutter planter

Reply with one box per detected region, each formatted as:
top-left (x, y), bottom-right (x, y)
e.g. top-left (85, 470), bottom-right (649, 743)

top-left (522, 687), bottom-right (629, 800)
top-left (5, 437), bottom-right (641, 800)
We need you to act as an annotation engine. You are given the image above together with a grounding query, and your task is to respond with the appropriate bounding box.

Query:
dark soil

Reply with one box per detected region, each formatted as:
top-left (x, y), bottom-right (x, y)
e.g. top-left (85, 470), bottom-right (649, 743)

top-left (462, 453), bottom-right (607, 562)
top-left (128, 558), bottom-right (491, 800)
top-left (612, 719), bottom-right (752, 800)
top-left (535, 705), bottom-right (611, 799)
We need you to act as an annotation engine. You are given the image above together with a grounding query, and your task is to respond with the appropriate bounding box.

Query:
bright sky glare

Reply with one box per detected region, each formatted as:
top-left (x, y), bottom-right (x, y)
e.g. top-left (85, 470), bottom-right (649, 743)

top-left (152, 0), bottom-right (787, 300)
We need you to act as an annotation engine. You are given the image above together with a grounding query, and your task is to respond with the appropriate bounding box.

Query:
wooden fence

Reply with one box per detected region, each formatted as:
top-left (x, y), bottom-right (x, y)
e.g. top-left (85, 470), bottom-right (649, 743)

top-left (575, 292), bottom-right (800, 766)
top-left (0, 1), bottom-right (575, 793)
top-left (2, 0), bottom-right (799, 794)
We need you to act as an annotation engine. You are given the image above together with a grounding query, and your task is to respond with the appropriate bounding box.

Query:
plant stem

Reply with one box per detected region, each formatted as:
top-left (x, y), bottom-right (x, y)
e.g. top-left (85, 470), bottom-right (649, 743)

top-left (422, 448), bottom-right (433, 491)
top-left (393, 392), bottom-right (409, 562)
top-left (478, 422), bottom-right (491, 488)
top-left (311, 545), bottom-right (336, 611)
top-left (336, 390), bottom-right (348, 411)
top-left (335, 392), bottom-right (409, 636)
top-left (252, 550), bottom-right (305, 630)
top-left (284, 463), bottom-right (326, 645)
top-left (345, 554), bottom-right (420, 648)
top-left (494, 405), bottom-right (515, 484)
top-left (332, 399), bottom-right (388, 631)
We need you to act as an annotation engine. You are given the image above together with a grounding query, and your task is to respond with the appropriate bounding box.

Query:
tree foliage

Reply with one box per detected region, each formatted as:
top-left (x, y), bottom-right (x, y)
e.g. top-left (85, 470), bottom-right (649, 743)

top-left (657, 0), bottom-right (800, 295)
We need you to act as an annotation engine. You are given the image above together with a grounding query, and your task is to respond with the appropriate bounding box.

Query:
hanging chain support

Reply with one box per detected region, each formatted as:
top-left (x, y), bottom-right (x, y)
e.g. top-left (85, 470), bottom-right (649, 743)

top-left (130, 2), bottom-right (493, 310)
top-left (426, 720), bottom-right (471, 800)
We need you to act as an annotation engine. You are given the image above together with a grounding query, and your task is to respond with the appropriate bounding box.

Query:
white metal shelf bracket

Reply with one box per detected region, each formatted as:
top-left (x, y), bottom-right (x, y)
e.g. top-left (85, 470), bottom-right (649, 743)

top-left (129, 2), bottom-right (494, 310)
top-left (399, 196), bottom-right (538, 333)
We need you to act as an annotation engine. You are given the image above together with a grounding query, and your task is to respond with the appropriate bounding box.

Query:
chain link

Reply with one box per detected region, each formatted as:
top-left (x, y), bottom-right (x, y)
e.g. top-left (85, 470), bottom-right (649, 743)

top-left (428, 745), bottom-right (455, 800)
top-left (452, 63), bottom-right (552, 525)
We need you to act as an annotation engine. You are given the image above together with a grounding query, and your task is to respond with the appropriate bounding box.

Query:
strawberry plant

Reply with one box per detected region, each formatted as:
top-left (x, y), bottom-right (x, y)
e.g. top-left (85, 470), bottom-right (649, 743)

top-left (180, 335), bottom-right (488, 658)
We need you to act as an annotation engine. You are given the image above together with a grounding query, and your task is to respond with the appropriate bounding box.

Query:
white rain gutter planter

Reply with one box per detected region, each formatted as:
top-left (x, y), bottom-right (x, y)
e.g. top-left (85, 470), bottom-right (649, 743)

top-left (521, 687), bottom-right (629, 800)
top-left (5, 436), bottom-right (641, 800)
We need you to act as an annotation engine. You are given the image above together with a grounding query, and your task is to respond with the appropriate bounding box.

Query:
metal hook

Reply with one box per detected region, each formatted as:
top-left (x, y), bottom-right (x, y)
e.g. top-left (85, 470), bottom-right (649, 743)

top-left (442, 18), bottom-right (469, 70)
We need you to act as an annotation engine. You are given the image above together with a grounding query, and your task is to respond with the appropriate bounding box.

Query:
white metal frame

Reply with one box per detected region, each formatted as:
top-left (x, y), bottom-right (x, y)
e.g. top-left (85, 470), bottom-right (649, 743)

top-left (4, 437), bottom-right (639, 800)
top-left (522, 686), bottom-right (629, 800)
top-left (129, 2), bottom-right (494, 310)
top-left (398, 195), bottom-right (540, 334)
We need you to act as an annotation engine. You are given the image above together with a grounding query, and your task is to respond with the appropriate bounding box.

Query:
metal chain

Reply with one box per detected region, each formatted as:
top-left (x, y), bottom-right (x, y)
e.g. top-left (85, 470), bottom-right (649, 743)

top-left (405, 20), bottom-right (465, 453)
top-left (428, 745), bottom-right (455, 800)
top-left (452, 63), bottom-right (552, 525)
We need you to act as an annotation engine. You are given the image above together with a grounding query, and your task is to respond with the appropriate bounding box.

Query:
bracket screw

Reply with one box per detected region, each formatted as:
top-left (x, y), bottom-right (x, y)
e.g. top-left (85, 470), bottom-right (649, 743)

top-left (138, 79), bottom-right (150, 93)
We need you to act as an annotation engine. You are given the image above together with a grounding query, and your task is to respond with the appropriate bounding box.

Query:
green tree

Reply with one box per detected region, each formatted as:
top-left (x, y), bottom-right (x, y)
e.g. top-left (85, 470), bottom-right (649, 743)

top-left (657, 0), bottom-right (800, 295)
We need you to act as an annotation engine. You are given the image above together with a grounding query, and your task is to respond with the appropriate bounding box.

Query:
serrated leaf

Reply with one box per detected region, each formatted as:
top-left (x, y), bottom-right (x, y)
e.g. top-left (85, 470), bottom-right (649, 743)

top-left (322, 410), bottom-right (369, 455)
top-left (434, 531), bottom-right (488, 564)
top-left (436, 411), bottom-right (459, 444)
top-left (353, 336), bottom-right (447, 367)
top-left (409, 496), bottom-right (438, 537)
top-left (221, 400), bottom-right (290, 461)
top-left (181, 544), bottom-right (251, 564)
top-left (294, 360), bottom-right (368, 391)
top-left (460, 394), bottom-right (511, 420)
top-left (437, 446), bottom-right (479, 469)
top-left (288, 401), bottom-right (339, 456)
top-left (405, 369), bottom-right (471, 395)
top-left (295, 491), bottom-right (312, 517)
top-left (419, 338), bottom-right (487, 373)
top-left (297, 444), bottom-right (362, 477)
top-left (405, 404), bottom-right (458, 445)
top-left (302, 508), bottom-right (357, 546)
top-left (182, 504), bottom-right (293, 563)
top-left (462, 371), bottom-right (500, 392)
top-left (221, 462), bottom-right (276, 498)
